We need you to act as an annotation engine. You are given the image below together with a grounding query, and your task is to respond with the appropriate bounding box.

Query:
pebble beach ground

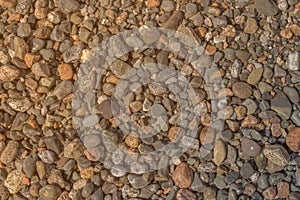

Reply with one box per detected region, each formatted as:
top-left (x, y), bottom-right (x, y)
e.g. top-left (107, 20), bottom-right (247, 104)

top-left (0, 0), bottom-right (300, 199)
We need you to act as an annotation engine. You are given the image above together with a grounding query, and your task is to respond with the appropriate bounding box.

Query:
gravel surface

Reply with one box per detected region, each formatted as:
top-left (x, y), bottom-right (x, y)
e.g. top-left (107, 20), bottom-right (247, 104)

top-left (0, 0), bottom-right (300, 199)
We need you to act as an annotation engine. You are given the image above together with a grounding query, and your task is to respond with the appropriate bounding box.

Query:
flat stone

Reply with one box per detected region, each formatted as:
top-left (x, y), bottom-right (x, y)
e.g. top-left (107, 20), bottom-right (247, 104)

top-left (0, 140), bottom-right (19, 164)
top-left (287, 51), bottom-right (300, 71)
top-left (58, 0), bottom-right (80, 14)
top-left (98, 99), bottom-right (113, 119)
top-left (31, 62), bottom-right (51, 77)
top-left (23, 154), bottom-right (37, 178)
top-left (286, 128), bottom-right (300, 152)
top-left (39, 185), bottom-right (62, 200)
top-left (0, 65), bottom-right (20, 82)
top-left (254, 0), bottom-right (278, 16)
top-left (53, 80), bottom-right (73, 100)
top-left (172, 162), bottom-right (193, 188)
top-left (4, 170), bottom-right (22, 194)
top-left (241, 137), bottom-right (261, 157)
top-left (232, 82), bottom-right (252, 99)
top-left (14, 37), bottom-right (28, 59)
top-left (247, 68), bottom-right (263, 85)
top-left (212, 139), bottom-right (226, 166)
top-left (244, 18), bottom-right (258, 34)
top-left (263, 144), bottom-right (290, 166)
top-left (283, 87), bottom-right (299, 103)
top-left (271, 91), bottom-right (292, 120)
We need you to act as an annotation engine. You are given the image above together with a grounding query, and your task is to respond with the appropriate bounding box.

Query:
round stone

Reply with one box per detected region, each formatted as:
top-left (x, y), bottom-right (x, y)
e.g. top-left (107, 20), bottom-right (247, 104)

top-left (232, 82), bottom-right (252, 99)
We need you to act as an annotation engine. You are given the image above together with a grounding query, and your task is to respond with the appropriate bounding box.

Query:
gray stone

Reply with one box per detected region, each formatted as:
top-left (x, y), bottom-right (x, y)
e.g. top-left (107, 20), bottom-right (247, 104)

top-left (50, 25), bottom-right (66, 42)
top-left (254, 0), bottom-right (278, 16)
top-left (150, 104), bottom-right (167, 118)
top-left (287, 51), bottom-right (300, 71)
top-left (283, 86), bottom-right (299, 103)
top-left (258, 174), bottom-right (269, 189)
top-left (110, 59), bottom-right (132, 78)
top-left (271, 91), bottom-right (292, 120)
top-left (82, 115), bottom-right (99, 127)
top-left (23, 154), bottom-right (37, 178)
top-left (91, 188), bottom-right (104, 200)
top-left (161, 0), bottom-right (176, 11)
top-left (82, 134), bottom-right (101, 148)
top-left (82, 182), bottom-right (94, 198)
top-left (241, 137), bottom-right (261, 157)
top-left (110, 165), bottom-right (127, 177)
top-left (240, 163), bottom-right (254, 179)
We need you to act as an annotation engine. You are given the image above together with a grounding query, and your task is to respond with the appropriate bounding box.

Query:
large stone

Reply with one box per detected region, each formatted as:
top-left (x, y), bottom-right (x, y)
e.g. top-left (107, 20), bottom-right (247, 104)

top-left (263, 144), bottom-right (290, 167)
top-left (0, 0), bottom-right (16, 8)
top-left (0, 65), bottom-right (19, 82)
top-left (58, 0), bottom-right (80, 14)
top-left (271, 91), bottom-right (292, 120)
top-left (172, 162), bottom-right (194, 188)
top-left (4, 170), bottom-right (22, 194)
top-left (241, 137), bottom-right (261, 157)
top-left (254, 0), bottom-right (278, 16)
top-left (0, 141), bottom-right (19, 164)
top-left (286, 128), bottom-right (300, 152)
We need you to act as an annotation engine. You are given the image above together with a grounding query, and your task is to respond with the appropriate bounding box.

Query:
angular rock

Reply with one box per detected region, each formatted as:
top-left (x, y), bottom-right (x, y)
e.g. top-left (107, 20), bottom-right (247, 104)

top-left (0, 0), bottom-right (17, 8)
top-left (110, 59), bottom-right (132, 78)
top-left (287, 51), bottom-right (300, 71)
top-left (58, 0), bottom-right (80, 14)
top-left (271, 91), bottom-right (292, 120)
top-left (263, 144), bottom-right (290, 166)
top-left (7, 97), bottom-right (32, 112)
top-left (39, 185), bottom-right (62, 200)
top-left (0, 65), bottom-right (20, 82)
top-left (244, 18), bottom-right (258, 34)
top-left (31, 62), bottom-right (51, 77)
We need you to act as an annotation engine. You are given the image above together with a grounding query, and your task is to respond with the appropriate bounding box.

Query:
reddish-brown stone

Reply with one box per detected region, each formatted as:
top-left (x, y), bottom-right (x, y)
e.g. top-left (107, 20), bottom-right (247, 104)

top-left (286, 127), bottom-right (300, 152)
top-left (172, 162), bottom-right (194, 188)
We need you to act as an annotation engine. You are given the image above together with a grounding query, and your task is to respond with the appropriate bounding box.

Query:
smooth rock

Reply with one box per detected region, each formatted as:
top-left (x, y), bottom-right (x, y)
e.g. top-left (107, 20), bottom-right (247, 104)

top-left (254, 0), bottom-right (278, 16)
top-left (0, 65), bottom-right (20, 82)
top-left (0, 141), bottom-right (19, 164)
top-left (247, 68), bottom-right (263, 85)
top-left (271, 91), bottom-right (292, 120)
top-left (286, 128), bottom-right (300, 152)
top-left (287, 51), bottom-right (300, 71)
top-left (4, 170), bottom-right (22, 194)
top-left (232, 82), bottom-right (252, 99)
top-left (212, 139), bottom-right (226, 166)
top-left (172, 162), bottom-right (193, 188)
top-left (241, 137), bottom-right (261, 157)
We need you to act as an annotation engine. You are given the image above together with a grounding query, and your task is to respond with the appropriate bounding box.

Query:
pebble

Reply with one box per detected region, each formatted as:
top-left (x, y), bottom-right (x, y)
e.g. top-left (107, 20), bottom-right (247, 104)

top-left (244, 18), bottom-right (258, 34)
top-left (31, 62), bottom-right (51, 77)
top-left (168, 126), bottom-right (185, 143)
top-left (147, 0), bottom-right (160, 8)
top-left (4, 170), bottom-right (22, 194)
top-left (212, 139), bottom-right (226, 166)
top-left (23, 154), bottom-right (37, 178)
top-left (17, 22), bottom-right (31, 37)
top-left (290, 24), bottom-right (300, 36)
top-left (240, 163), bottom-right (254, 179)
top-left (262, 186), bottom-right (277, 199)
top-left (0, 65), bottom-right (20, 82)
top-left (0, 0), bottom-right (16, 8)
top-left (7, 97), bottom-right (32, 112)
top-left (254, 0), bottom-right (278, 16)
top-left (286, 128), bottom-right (300, 152)
top-left (58, 0), bottom-right (80, 14)
top-left (63, 44), bottom-right (83, 63)
top-left (232, 82), bottom-right (252, 99)
top-left (150, 104), bottom-right (166, 118)
top-left (172, 162), bottom-right (193, 188)
top-left (53, 80), bottom-right (73, 100)
top-left (280, 28), bottom-right (293, 39)
top-left (247, 68), bottom-right (263, 85)
top-left (98, 99), bottom-right (113, 119)
top-left (57, 63), bottom-right (73, 80)
top-left (110, 59), bottom-right (132, 78)
top-left (241, 137), bottom-right (261, 157)
top-left (283, 87), bottom-right (299, 103)
top-left (39, 185), bottom-right (62, 200)
top-left (0, 140), bottom-right (19, 164)
top-left (287, 51), bottom-right (300, 71)
top-left (263, 144), bottom-right (290, 167)
top-left (110, 165), bottom-right (127, 177)
top-left (271, 91), bottom-right (292, 120)
top-left (38, 150), bottom-right (57, 164)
